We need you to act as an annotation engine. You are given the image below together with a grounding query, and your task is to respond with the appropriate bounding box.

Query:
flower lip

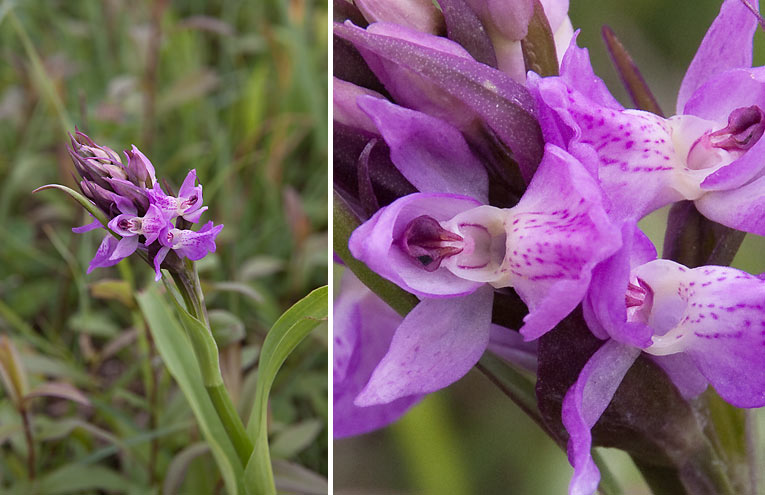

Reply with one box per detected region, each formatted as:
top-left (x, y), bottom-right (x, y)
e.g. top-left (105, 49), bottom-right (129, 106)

top-left (401, 215), bottom-right (463, 272)
top-left (709, 105), bottom-right (765, 151)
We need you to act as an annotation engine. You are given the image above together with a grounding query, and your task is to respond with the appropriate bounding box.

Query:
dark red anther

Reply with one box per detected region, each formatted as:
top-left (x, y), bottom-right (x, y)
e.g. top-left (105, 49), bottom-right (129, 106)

top-left (402, 215), bottom-right (463, 271)
top-left (709, 105), bottom-right (765, 151)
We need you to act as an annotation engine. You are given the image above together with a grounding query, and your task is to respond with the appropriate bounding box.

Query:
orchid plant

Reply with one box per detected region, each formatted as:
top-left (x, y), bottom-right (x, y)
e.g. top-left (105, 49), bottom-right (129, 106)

top-left (36, 132), bottom-right (327, 495)
top-left (334, 0), bottom-right (765, 493)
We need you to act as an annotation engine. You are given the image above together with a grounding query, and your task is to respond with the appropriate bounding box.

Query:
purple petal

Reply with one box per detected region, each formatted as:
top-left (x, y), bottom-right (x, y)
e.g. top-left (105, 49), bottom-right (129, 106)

top-left (348, 193), bottom-right (484, 298)
top-left (107, 214), bottom-right (134, 236)
top-left (538, 74), bottom-right (685, 219)
top-left (153, 246), bottom-right (170, 281)
top-left (333, 77), bottom-right (386, 134)
top-left (695, 173), bottom-right (765, 235)
top-left (682, 67), bottom-right (765, 122)
top-left (676, 0), bottom-right (758, 115)
top-left (559, 32), bottom-right (622, 111)
top-left (124, 145), bottom-right (157, 185)
top-left (109, 235), bottom-right (139, 261)
top-left (487, 324), bottom-right (538, 373)
top-left (181, 206), bottom-right (208, 224)
top-left (436, 0), bottom-right (498, 67)
top-left (699, 128), bottom-right (765, 193)
top-left (87, 235), bottom-right (122, 273)
top-left (72, 218), bottom-right (103, 233)
top-left (354, 285), bottom-right (494, 405)
top-left (508, 145), bottom-right (621, 340)
top-left (333, 271), bottom-right (421, 437)
top-left (638, 261), bottom-right (765, 407)
top-left (358, 95), bottom-right (489, 202)
top-left (464, 0), bottom-right (532, 41)
top-left (178, 169), bottom-right (198, 199)
top-left (562, 340), bottom-right (640, 495)
top-left (172, 222), bottom-right (224, 261)
top-left (583, 222), bottom-right (656, 347)
top-left (334, 21), bottom-right (543, 182)
top-left (462, 0), bottom-right (532, 79)
top-left (355, 0), bottom-right (444, 34)
top-left (650, 353), bottom-right (708, 400)
top-left (142, 205), bottom-right (168, 245)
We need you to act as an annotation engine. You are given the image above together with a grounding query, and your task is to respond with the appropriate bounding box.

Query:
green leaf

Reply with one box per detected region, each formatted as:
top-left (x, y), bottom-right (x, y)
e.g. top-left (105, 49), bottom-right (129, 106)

top-left (136, 287), bottom-right (244, 495)
top-left (244, 286), bottom-right (328, 495)
top-left (32, 184), bottom-right (111, 233)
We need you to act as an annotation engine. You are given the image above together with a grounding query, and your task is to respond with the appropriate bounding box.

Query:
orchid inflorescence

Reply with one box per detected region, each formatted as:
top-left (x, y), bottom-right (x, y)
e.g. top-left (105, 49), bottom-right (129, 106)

top-left (334, 0), bottom-right (765, 493)
top-left (65, 131), bottom-right (222, 281)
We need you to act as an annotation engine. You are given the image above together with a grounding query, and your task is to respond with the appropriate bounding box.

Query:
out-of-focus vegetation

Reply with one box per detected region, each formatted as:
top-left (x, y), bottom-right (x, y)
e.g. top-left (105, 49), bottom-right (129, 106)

top-left (0, 0), bottom-right (327, 493)
top-left (334, 0), bottom-right (765, 493)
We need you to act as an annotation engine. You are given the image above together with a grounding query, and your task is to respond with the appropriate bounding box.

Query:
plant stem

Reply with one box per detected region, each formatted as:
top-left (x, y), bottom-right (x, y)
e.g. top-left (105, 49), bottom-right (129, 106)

top-left (746, 409), bottom-right (760, 495)
top-left (168, 264), bottom-right (253, 467)
top-left (632, 460), bottom-right (688, 495)
top-left (21, 408), bottom-right (35, 480)
top-left (207, 383), bottom-right (253, 466)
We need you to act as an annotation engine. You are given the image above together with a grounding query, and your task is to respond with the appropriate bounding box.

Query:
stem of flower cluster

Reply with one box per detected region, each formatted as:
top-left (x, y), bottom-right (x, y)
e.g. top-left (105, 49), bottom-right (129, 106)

top-left (169, 266), bottom-right (253, 466)
top-left (745, 409), bottom-right (761, 495)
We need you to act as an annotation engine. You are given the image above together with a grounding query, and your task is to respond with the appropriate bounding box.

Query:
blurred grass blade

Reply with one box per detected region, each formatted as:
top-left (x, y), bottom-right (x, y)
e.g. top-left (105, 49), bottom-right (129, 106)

top-left (0, 336), bottom-right (29, 408)
top-left (244, 286), bottom-right (328, 495)
top-left (8, 8), bottom-right (74, 133)
top-left (163, 442), bottom-right (211, 495)
top-left (602, 25), bottom-right (663, 116)
top-left (24, 382), bottom-right (90, 407)
top-left (273, 459), bottom-right (328, 495)
top-left (521, 0), bottom-right (559, 77)
top-left (136, 287), bottom-right (244, 495)
top-left (18, 464), bottom-right (144, 495)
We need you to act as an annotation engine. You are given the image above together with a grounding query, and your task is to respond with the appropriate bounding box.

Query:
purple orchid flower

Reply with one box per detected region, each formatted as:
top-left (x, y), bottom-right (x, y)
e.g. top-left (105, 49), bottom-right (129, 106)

top-left (153, 221), bottom-right (224, 281)
top-left (60, 132), bottom-right (222, 280)
top-left (335, 268), bottom-right (538, 437)
top-left (124, 145), bottom-right (157, 187)
top-left (561, 223), bottom-right (765, 495)
top-left (531, 0), bottom-right (765, 234)
top-left (105, 198), bottom-right (166, 262)
top-left (348, 143), bottom-right (619, 406)
top-left (149, 169), bottom-right (208, 223)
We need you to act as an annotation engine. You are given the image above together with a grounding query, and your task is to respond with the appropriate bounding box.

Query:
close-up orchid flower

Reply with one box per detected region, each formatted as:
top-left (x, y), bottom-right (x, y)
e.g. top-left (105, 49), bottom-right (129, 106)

top-left (334, 0), bottom-right (765, 493)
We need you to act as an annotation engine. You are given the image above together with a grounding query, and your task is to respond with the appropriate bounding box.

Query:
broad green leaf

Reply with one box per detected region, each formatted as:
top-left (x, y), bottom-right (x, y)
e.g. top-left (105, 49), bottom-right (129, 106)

top-left (244, 286), bottom-right (328, 495)
top-left (137, 287), bottom-right (243, 495)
